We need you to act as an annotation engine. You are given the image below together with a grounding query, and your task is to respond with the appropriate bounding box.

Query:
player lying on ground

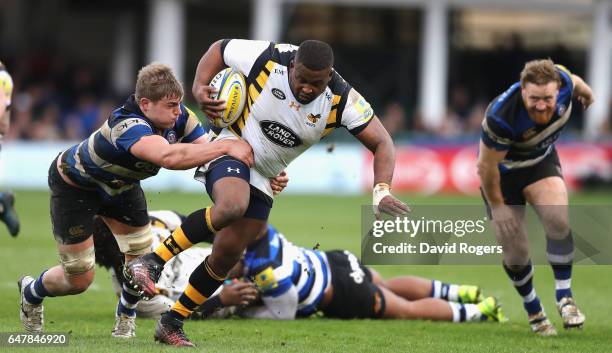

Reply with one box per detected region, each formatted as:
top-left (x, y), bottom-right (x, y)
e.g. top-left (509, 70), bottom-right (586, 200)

top-left (197, 224), bottom-right (506, 323)
top-left (478, 59), bottom-right (594, 335)
top-left (125, 38), bottom-right (409, 347)
top-left (94, 210), bottom-right (505, 323)
top-left (17, 63), bottom-right (256, 336)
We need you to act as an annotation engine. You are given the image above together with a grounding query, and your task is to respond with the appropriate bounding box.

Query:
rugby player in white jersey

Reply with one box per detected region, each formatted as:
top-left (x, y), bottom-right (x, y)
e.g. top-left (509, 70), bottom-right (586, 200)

top-left (478, 59), bottom-right (594, 335)
top-left (0, 61), bottom-right (20, 237)
top-left (125, 39), bottom-right (409, 346)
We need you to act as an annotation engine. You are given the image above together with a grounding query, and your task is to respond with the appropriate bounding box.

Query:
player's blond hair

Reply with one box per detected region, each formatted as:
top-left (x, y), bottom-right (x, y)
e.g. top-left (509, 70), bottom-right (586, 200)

top-left (135, 63), bottom-right (183, 102)
top-left (520, 59), bottom-right (561, 88)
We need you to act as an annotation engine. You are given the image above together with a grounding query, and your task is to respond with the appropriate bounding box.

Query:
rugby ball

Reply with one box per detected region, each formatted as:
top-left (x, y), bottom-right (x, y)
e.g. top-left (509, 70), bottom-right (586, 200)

top-left (208, 68), bottom-right (247, 128)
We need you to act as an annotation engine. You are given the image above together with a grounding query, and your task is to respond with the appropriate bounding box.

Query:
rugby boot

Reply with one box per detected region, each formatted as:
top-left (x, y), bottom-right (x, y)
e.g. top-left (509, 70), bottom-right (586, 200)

top-left (154, 316), bottom-right (195, 347)
top-left (457, 285), bottom-right (484, 304)
top-left (123, 255), bottom-right (163, 300)
top-left (111, 313), bottom-right (136, 338)
top-left (18, 276), bottom-right (43, 333)
top-left (529, 311), bottom-right (558, 336)
top-left (477, 297), bottom-right (508, 322)
top-left (557, 297), bottom-right (585, 329)
top-left (0, 191), bottom-right (19, 236)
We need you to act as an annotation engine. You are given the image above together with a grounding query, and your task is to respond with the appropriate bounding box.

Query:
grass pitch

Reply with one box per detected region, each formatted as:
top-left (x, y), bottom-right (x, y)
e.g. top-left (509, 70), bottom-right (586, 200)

top-left (1, 190), bottom-right (611, 352)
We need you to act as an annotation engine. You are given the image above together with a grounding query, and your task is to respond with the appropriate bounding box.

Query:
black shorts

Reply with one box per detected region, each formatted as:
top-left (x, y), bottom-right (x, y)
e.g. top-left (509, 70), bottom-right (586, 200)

top-left (482, 148), bottom-right (563, 212)
top-left (199, 156), bottom-right (272, 221)
top-left (321, 250), bottom-right (385, 319)
top-left (49, 157), bottom-right (149, 245)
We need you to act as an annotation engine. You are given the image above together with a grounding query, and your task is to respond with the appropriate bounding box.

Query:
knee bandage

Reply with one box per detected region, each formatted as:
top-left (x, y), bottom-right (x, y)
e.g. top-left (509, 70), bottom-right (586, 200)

top-left (114, 225), bottom-right (154, 256)
top-left (60, 247), bottom-right (95, 275)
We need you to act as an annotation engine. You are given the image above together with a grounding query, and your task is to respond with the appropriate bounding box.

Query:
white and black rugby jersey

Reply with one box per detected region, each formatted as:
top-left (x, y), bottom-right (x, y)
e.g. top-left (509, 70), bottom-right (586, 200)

top-left (216, 39), bottom-right (375, 179)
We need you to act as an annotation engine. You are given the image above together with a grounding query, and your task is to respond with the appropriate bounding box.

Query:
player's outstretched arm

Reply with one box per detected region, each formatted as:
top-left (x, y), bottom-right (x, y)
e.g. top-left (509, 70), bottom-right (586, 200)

top-left (193, 40), bottom-right (228, 120)
top-left (130, 134), bottom-right (253, 170)
top-left (570, 74), bottom-right (595, 110)
top-left (355, 116), bottom-right (410, 217)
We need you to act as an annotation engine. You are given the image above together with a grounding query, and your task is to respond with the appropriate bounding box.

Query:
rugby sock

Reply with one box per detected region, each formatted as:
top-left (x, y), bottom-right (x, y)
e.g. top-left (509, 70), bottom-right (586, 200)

top-left (153, 207), bottom-right (216, 264)
top-left (503, 261), bottom-right (542, 315)
top-left (547, 231), bottom-right (574, 302)
top-left (431, 280), bottom-right (460, 301)
top-left (449, 303), bottom-right (483, 322)
top-left (166, 256), bottom-right (224, 321)
top-left (23, 271), bottom-right (53, 305)
top-left (116, 283), bottom-right (140, 317)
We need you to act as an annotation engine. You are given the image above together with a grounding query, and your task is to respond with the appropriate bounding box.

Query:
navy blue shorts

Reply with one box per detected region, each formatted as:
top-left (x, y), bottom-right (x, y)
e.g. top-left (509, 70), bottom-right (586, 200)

top-left (199, 156), bottom-right (272, 221)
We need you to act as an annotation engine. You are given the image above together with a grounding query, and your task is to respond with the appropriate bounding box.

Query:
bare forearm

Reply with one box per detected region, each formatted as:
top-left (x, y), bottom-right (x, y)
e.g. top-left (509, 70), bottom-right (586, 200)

top-left (161, 141), bottom-right (226, 170)
top-left (572, 74), bottom-right (593, 99)
top-left (478, 164), bottom-right (504, 206)
top-left (192, 40), bottom-right (227, 104)
top-left (372, 139), bottom-right (395, 185)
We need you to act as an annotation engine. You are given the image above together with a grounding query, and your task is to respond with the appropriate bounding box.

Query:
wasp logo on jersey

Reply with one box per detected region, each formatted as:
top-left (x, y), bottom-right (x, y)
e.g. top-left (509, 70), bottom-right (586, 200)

top-left (271, 88), bottom-right (286, 100)
top-left (260, 120), bottom-right (303, 148)
top-left (306, 113), bottom-right (321, 127)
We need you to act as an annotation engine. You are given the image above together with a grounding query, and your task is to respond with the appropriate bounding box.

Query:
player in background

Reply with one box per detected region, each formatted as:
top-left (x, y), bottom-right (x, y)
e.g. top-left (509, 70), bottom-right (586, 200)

top-left (199, 225), bottom-right (506, 324)
top-left (17, 63), bottom-right (255, 337)
top-left (125, 39), bottom-right (409, 346)
top-left (478, 59), bottom-right (594, 335)
top-left (0, 61), bottom-right (20, 237)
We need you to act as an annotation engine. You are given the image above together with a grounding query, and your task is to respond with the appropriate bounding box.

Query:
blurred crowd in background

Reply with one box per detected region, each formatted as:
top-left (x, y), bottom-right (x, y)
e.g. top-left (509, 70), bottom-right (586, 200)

top-left (1, 52), bottom-right (116, 141)
top-left (0, 0), bottom-right (609, 142)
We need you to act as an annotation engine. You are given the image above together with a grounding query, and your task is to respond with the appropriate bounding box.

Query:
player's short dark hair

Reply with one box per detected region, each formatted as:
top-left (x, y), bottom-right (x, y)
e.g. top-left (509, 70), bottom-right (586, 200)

top-left (92, 216), bottom-right (127, 284)
top-left (520, 59), bottom-right (561, 88)
top-left (296, 40), bottom-right (334, 71)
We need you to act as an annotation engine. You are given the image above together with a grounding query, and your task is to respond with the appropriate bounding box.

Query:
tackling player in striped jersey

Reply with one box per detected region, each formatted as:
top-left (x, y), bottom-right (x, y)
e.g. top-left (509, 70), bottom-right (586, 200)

top-left (478, 59), bottom-right (594, 335)
top-left (0, 61), bottom-right (20, 237)
top-left (17, 63), bottom-right (255, 336)
top-left (125, 39), bottom-right (409, 347)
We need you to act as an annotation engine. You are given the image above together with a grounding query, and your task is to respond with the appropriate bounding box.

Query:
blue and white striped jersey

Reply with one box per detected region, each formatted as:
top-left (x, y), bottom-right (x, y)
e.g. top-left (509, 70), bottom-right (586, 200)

top-left (60, 95), bottom-right (205, 196)
top-left (243, 225), bottom-right (331, 317)
top-left (481, 65), bottom-right (574, 173)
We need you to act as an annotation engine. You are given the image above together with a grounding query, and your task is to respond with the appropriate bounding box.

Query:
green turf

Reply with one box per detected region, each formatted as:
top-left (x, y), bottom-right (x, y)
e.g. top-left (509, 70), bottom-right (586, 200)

top-left (1, 190), bottom-right (611, 352)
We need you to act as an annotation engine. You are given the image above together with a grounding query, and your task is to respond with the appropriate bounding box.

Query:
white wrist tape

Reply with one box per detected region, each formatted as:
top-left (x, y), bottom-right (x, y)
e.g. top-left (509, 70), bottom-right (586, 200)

top-left (373, 183), bottom-right (391, 214)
